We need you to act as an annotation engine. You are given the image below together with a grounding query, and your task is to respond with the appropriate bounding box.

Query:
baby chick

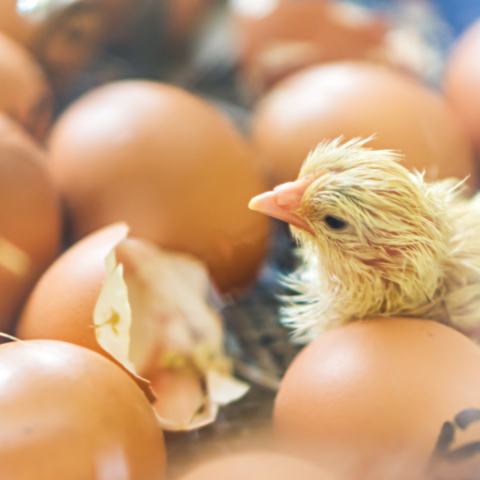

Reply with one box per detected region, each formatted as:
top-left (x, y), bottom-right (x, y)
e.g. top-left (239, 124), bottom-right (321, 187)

top-left (250, 137), bottom-right (480, 343)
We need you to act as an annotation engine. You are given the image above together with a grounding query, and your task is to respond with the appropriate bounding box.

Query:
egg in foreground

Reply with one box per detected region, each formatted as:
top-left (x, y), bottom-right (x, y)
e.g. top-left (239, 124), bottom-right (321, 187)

top-left (0, 339), bottom-right (166, 480)
top-left (0, 114), bottom-right (61, 333)
top-left (47, 80), bottom-right (269, 292)
top-left (252, 62), bottom-right (476, 188)
top-left (274, 318), bottom-right (480, 480)
top-left (18, 223), bottom-right (249, 431)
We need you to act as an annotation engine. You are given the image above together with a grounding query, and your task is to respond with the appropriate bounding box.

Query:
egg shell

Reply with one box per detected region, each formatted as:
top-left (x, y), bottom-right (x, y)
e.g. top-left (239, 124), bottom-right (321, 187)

top-left (274, 318), bottom-right (480, 480)
top-left (0, 339), bottom-right (166, 480)
top-left (179, 451), bottom-right (334, 480)
top-left (0, 32), bottom-right (52, 141)
top-left (17, 223), bottom-right (155, 400)
top-left (252, 61), bottom-right (476, 188)
top-left (233, 0), bottom-right (387, 93)
top-left (445, 19), bottom-right (480, 150)
top-left (47, 80), bottom-right (270, 292)
top-left (0, 0), bottom-right (108, 96)
top-left (0, 114), bottom-right (61, 332)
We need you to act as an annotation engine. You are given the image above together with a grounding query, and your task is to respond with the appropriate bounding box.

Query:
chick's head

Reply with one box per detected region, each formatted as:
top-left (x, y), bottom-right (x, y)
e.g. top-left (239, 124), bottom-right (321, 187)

top-left (252, 138), bottom-right (454, 305)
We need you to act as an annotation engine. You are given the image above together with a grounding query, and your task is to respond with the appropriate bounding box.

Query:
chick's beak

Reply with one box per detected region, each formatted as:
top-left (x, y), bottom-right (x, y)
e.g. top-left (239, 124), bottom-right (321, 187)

top-left (249, 175), bottom-right (318, 235)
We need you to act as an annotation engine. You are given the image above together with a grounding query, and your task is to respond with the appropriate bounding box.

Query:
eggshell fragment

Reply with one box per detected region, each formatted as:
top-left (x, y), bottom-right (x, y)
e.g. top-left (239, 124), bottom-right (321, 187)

top-left (179, 452), bottom-right (335, 480)
top-left (445, 19), bottom-right (480, 150)
top-left (274, 318), bottom-right (480, 480)
top-left (0, 32), bottom-right (52, 141)
top-left (48, 80), bottom-right (269, 292)
top-left (0, 114), bottom-right (61, 333)
top-left (252, 62), bottom-right (476, 188)
top-left (0, 339), bottom-right (166, 480)
top-left (18, 224), bottom-right (249, 430)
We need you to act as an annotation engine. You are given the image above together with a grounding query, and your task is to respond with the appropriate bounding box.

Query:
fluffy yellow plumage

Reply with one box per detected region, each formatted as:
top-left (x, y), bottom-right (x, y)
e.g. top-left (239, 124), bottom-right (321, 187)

top-left (251, 137), bottom-right (480, 343)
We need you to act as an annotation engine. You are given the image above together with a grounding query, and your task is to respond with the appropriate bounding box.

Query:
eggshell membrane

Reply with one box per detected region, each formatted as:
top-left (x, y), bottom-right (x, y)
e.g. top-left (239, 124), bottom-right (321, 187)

top-left (274, 318), bottom-right (480, 480)
top-left (445, 20), bottom-right (480, 149)
top-left (0, 114), bottom-right (61, 332)
top-left (0, 0), bottom-right (108, 95)
top-left (179, 452), bottom-right (334, 480)
top-left (233, 0), bottom-right (387, 93)
top-left (0, 339), bottom-right (166, 480)
top-left (47, 81), bottom-right (269, 292)
top-left (0, 32), bottom-right (52, 141)
top-left (252, 62), bottom-right (476, 188)
top-left (16, 223), bottom-right (157, 398)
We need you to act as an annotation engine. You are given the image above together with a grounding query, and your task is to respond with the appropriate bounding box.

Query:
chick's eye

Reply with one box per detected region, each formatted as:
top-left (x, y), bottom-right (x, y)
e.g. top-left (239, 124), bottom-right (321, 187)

top-left (324, 216), bottom-right (348, 231)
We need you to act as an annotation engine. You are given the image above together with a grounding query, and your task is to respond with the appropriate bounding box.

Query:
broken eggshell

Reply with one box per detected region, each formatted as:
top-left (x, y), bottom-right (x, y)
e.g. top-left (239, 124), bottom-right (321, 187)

top-left (18, 223), bottom-right (249, 431)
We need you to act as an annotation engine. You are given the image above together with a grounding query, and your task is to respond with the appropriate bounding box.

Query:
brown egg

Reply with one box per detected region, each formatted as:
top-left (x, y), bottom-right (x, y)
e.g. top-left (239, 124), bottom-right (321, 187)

top-left (0, 0), bottom-right (108, 95)
top-left (166, 0), bottom-right (216, 48)
top-left (48, 80), bottom-right (269, 292)
top-left (232, 0), bottom-right (388, 93)
top-left (444, 19), bottom-right (480, 150)
top-left (0, 339), bottom-right (166, 479)
top-left (18, 223), bottom-right (250, 430)
top-left (179, 452), bottom-right (334, 480)
top-left (274, 318), bottom-right (480, 480)
top-left (0, 114), bottom-right (61, 333)
top-left (252, 62), bottom-right (476, 188)
top-left (0, 32), bottom-right (52, 141)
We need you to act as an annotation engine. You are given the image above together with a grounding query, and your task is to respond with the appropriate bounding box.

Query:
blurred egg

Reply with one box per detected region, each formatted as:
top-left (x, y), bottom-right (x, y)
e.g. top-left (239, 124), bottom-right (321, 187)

top-left (179, 451), bottom-right (334, 480)
top-left (0, 0), bottom-right (108, 95)
top-left (166, 0), bottom-right (216, 49)
top-left (0, 339), bottom-right (166, 479)
top-left (232, 0), bottom-right (388, 93)
top-left (0, 32), bottom-right (52, 141)
top-left (445, 19), bottom-right (480, 150)
top-left (252, 62), bottom-right (476, 188)
top-left (274, 318), bottom-right (480, 480)
top-left (48, 80), bottom-right (269, 292)
top-left (0, 114), bottom-right (61, 333)
top-left (18, 223), bottom-right (249, 430)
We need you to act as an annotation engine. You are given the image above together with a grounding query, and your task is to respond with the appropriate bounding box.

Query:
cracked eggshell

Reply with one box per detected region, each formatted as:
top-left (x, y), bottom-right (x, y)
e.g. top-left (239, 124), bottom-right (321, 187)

top-left (16, 223), bottom-right (154, 400)
top-left (0, 114), bottom-right (61, 332)
top-left (274, 318), bottom-right (480, 480)
top-left (252, 62), bottom-right (476, 188)
top-left (0, 339), bottom-right (166, 480)
top-left (47, 80), bottom-right (269, 292)
top-left (0, 32), bottom-right (52, 142)
top-left (179, 452), bottom-right (334, 480)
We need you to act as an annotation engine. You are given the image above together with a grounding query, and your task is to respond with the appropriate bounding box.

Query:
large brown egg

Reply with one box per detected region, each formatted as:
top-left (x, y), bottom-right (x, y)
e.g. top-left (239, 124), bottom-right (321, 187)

top-left (0, 0), bottom-right (108, 95)
top-left (0, 32), bottom-right (52, 141)
top-left (18, 223), bottom-right (250, 430)
top-left (0, 339), bottom-right (166, 479)
top-left (0, 114), bottom-right (61, 333)
top-left (179, 452), bottom-right (334, 480)
top-left (252, 62), bottom-right (476, 188)
top-left (274, 318), bottom-right (480, 480)
top-left (445, 20), bottom-right (480, 149)
top-left (48, 81), bottom-right (269, 292)
top-left (232, 0), bottom-right (388, 93)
